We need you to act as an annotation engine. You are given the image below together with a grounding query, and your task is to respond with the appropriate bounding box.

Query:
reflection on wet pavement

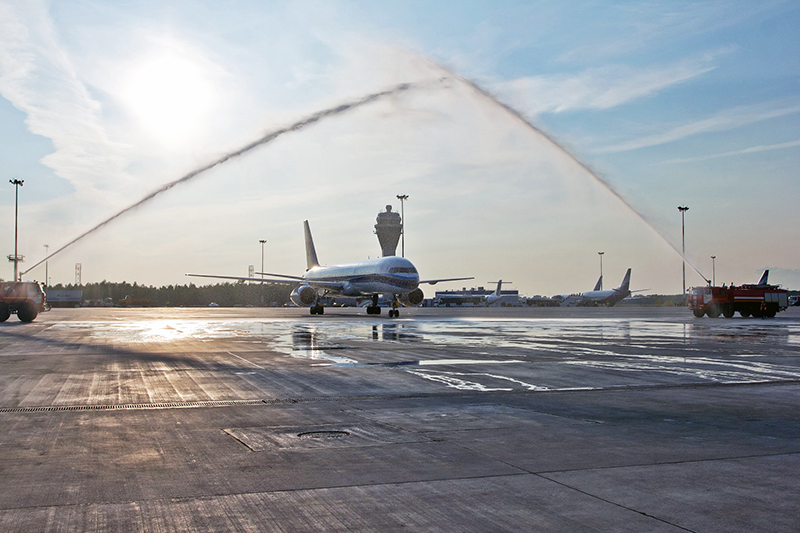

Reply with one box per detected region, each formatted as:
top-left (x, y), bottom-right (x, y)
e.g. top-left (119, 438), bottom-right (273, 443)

top-left (39, 312), bottom-right (800, 395)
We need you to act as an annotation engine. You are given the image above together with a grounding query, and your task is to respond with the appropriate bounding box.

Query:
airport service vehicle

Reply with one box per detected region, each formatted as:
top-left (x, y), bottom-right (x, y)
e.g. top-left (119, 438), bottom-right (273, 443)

top-left (0, 281), bottom-right (48, 322)
top-left (188, 220), bottom-right (472, 317)
top-left (689, 270), bottom-right (788, 318)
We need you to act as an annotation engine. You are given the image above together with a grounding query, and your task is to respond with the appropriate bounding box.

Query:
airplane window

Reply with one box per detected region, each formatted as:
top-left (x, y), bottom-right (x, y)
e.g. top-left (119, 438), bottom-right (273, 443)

top-left (389, 267), bottom-right (418, 274)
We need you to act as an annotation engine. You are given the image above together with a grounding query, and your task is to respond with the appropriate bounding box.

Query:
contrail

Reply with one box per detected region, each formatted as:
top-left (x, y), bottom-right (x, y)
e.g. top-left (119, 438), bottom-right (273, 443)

top-left (430, 61), bottom-right (709, 282)
top-left (22, 82), bottom-right (418, 277)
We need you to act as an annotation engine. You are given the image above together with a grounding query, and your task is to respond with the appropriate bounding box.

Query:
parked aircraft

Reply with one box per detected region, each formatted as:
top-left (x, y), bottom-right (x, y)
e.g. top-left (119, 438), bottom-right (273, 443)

top-left (188, 220), bottom-right (472, 317)
top-left (482, 280), bottom-right (519, 307)
top-left (560, 269), bottom-right (636, 307)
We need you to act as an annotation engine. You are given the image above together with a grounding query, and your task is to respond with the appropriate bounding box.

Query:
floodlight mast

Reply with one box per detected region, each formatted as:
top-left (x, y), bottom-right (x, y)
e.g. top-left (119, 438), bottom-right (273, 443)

top-left (396, 194), bottom-right (408, 257)
top-left (711, 255), bottom-right (716, 287)
top-left (678, 206), bottom-right (689, 305)
top-left (598, 251), bottom-right (604, 290)
top-left (9, 179), bottom-right (24, 281)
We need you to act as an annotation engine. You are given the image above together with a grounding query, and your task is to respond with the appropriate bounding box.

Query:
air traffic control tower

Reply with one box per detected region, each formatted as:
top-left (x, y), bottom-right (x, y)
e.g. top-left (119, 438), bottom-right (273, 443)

top-left (375, 205), bottom-right (402, 257)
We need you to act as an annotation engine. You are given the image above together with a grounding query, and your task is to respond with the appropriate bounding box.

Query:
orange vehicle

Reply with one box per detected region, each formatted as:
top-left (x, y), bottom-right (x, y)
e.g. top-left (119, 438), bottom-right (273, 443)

top-left (0, 281), bottom-right (48, 322)
top-left (689, 270), bottom-right (788, 318)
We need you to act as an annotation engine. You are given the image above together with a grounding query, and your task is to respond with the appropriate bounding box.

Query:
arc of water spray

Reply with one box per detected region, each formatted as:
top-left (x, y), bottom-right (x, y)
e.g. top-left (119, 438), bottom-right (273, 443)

top-left (21, 81), bottom-right (422, 277)
top-left (429, 60), bottom-right (709, 283)
top-left (24, 63), bottom-right (707, 283)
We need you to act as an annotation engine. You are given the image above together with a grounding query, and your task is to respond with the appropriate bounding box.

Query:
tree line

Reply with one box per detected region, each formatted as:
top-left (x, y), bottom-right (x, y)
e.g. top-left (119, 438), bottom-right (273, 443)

top-left (47, 280), bottom-right (293, 307)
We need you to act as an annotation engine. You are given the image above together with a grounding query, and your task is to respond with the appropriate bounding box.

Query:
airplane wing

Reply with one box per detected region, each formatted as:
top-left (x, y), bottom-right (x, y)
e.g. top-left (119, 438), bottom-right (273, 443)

top-left (256, 272), bottom-right (305, 281)
top-left (418, 276), bottom-right (474, 286)
top-left (186, 273), bottom-right (298, 284)
top-left (187, 274), bottom-right (349, 292)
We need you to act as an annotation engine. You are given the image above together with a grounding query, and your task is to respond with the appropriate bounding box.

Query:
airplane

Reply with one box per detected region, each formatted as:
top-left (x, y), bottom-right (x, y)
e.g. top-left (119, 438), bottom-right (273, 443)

top-left (187, 220), bottom-right (472, 317)
top-left (482, 280), bottom-right (519, 307)
top-left (560, 268), bottom-right (637, 307)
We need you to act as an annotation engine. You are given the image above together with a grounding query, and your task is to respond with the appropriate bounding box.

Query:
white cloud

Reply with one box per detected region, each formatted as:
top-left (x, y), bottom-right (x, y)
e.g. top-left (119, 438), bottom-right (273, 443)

top-left (492, 56), bottom-right (715, 115)
top-left (0, 1), bottom-right (134, 200)
top-left (597, 100), bottom-right (800, 153)
top-left (656, 139), bottom-right (800, 164)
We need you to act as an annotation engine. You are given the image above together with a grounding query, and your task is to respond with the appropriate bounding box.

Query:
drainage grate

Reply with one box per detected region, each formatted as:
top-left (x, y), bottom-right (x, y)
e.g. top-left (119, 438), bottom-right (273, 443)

top-left (297, 430), bottom-right (350, 439)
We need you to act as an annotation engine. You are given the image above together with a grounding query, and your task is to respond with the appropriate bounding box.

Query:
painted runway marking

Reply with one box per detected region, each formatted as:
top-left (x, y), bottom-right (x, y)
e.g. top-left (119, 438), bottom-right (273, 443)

top-left (226, 351), bottom-right (266, 370)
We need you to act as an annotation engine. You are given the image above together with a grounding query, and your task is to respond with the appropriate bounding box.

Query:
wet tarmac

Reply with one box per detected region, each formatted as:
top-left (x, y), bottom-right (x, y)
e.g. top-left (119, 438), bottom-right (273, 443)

top-left (1, 306), bottom-right (799, 531)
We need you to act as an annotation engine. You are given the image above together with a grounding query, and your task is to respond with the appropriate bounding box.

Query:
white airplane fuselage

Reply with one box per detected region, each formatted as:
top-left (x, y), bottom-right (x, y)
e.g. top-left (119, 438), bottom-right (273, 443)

top-left (304, 256), bottom-right (420, 297)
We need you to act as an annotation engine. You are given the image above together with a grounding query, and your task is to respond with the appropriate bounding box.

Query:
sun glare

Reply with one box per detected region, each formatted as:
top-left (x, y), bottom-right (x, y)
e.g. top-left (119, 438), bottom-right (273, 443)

top-left (124, 52), bottom-right (215, 145)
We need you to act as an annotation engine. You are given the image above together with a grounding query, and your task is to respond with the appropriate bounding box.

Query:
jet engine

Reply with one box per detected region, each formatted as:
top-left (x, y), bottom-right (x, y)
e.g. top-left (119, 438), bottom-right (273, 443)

top-left (340, 282), bottom-right (358, 296)
top-left (398, 288), bottom-right (424, 306)
top-left (290, 285), bottom-right (317, 307)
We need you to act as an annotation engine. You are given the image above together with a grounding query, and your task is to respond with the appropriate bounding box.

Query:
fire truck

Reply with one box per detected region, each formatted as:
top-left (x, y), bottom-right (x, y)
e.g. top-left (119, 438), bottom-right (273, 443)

top-left (0, 281), bottom-right (48, 322)
top-left (688, 270), bottom-right (788, 318)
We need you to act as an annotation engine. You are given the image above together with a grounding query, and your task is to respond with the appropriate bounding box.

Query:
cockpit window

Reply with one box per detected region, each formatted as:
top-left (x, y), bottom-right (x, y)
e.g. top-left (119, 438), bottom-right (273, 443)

top-left (389, 266), bottom-right (418, 274)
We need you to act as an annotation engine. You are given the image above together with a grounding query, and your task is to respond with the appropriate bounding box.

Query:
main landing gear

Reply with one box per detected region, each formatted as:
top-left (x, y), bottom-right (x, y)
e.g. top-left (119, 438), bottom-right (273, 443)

top-left (365, 294), bottom-right (401, 317)
top-left (366, 294), bottom-right (382, 315)
top-left (309, 304), bottom-right (324, 315)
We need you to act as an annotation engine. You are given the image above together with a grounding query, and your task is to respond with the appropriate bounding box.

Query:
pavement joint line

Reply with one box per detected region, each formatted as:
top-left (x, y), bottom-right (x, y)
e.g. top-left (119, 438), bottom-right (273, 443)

top-left (532, 471), bottom-right (699, 533)
top-left (532, 450), bottom-right (800, 475)
top-left (0, 472), bottom-right (535, 513)
top-left (2, 378), bottom-right (799, 414)
top-left (442, 437), bottom-right (700, 532)
top-left (226, 350), bottom-right (267, 370)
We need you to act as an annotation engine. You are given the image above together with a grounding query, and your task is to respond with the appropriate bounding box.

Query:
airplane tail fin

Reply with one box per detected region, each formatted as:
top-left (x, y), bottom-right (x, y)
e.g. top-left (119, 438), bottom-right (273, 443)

top-left (593, 275), bottom-right (603, 291)
top-left (617, 268), bottom-right (631, 291)
top-left (304, 220), bottom-right (320, 270)
top-left (757, 270), bottom-right (769, 286)
top-left (495, 280), bottom-right (503, 296)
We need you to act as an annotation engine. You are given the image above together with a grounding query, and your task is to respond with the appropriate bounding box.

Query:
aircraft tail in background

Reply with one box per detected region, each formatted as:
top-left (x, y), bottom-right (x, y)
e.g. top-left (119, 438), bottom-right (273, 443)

top-left (304, 220), bottom-right (320, 270)
top-left (617, 268), bottom-right (631, 292)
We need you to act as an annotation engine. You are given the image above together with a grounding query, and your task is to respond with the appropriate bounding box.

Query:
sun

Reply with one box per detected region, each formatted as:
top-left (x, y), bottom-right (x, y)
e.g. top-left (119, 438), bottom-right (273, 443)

top-left (123, 51), bottom-right (216, 145)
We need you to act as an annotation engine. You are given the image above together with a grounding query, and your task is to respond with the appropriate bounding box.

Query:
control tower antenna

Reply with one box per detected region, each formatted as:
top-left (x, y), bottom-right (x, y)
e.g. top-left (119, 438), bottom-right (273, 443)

top-left (374, 205), bottom-right (402, 257)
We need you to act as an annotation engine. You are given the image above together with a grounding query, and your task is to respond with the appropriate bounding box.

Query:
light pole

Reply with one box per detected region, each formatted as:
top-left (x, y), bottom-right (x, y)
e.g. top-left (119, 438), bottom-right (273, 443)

top-left (259, 240), bottom-right (267, 278)
top-left (396, 194), bottom-right (408, 257)
top-left (44, 244), bottom-right (49, 287)
top-left (678, 206), bottom-right (689, 305)
top-left (259, 239), bottom-right (267, 306)
top-left (711, 255), bottom-right (716, 287)
top-left (598, 251), bottom-right (604, 290)
top-left (9, 179), bottom-right (24, 281)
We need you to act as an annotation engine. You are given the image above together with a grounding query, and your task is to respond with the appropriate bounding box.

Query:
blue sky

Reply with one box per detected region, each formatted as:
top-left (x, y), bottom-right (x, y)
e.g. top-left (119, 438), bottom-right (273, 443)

top-left (1, 0), bottom-right (798, 295)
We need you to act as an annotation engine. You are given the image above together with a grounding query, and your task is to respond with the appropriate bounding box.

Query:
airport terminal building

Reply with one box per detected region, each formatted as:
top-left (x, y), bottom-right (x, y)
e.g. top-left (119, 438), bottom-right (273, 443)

top-left (431, 286), bottom-right (520, 307)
